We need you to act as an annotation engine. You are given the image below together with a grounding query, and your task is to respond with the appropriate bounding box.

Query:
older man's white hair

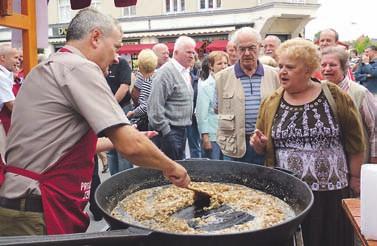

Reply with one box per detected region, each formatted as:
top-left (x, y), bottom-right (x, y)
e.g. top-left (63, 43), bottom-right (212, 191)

top-left (231, 27), bottom-right (262, 45)
top-left (173, 36), bottom-right (196, 52)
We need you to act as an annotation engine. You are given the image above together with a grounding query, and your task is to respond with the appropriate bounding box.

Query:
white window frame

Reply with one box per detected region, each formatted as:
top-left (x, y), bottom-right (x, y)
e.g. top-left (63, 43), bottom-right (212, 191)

top-left (198, 0), bottom-right (221, 10)
top-left (91, 0), bottom-right (102, 10)
top-left (58, 0), bottom-right (71, 23)
top-left (165, 0), bottom-right (186, 14)
top-left (122, 6), bottom-right (136, 17)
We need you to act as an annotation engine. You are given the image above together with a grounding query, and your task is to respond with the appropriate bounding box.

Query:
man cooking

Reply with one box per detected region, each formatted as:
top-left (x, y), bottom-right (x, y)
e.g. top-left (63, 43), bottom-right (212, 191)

top-left (0, 8), bottom-right (190, 236)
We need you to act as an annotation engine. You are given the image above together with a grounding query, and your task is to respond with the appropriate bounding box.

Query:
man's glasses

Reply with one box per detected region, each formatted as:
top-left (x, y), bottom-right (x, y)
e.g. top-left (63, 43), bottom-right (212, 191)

top-left (238, 45), bottom-right (259, 53)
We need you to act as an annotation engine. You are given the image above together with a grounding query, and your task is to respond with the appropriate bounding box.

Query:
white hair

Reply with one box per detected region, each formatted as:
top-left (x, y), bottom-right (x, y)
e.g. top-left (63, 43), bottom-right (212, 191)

top-left (173, 36), bottom-right (196, 52)
top-left (231, 27), bottom-right (262, 45)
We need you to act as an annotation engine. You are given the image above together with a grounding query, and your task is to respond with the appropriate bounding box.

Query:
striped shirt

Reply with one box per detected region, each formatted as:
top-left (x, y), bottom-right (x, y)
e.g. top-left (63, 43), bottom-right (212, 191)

top-left (133, 74), bottom-right (152, 118)
top-left (338, 77), bottom-right (377, 158)
top-left (235, 62), bottom-right (264, 134)
top-left (134, 71), bottom-right (144, 90)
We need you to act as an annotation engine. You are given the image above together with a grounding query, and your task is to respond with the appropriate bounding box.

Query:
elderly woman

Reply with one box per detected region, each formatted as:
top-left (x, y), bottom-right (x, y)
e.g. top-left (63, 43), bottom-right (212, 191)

top-left (250, 38), bottom-right (365, 246)
top-left (127, 49), bottom-right (158, 130)
top-left (196, 51), bottom-right (229, 159)
top-left (321, 46), bottom-right (377, 164)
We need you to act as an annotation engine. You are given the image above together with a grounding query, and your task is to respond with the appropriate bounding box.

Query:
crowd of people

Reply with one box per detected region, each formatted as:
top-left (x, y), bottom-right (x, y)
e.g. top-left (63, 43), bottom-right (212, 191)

top-left (0, 7), bottom-right (376, 246)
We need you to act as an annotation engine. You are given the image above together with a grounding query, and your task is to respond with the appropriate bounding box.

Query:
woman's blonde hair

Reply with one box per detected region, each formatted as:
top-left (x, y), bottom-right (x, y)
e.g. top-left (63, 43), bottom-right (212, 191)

top-left (207, 51), bottom-right (229, 68)
top-left (276, 38), bottom-right (320, 74)
top-left (137, 49), bottom-right (158, 74)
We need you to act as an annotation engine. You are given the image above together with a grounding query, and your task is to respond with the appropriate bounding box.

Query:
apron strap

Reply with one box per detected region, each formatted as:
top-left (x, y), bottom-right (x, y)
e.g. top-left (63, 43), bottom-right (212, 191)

top-left (5, 165), bottom-right (41, 181)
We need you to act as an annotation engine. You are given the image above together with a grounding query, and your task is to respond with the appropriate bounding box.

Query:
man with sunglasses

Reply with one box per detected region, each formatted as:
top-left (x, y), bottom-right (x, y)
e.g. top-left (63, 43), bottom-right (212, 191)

top-left (215, 27), bottom-right (280, 164)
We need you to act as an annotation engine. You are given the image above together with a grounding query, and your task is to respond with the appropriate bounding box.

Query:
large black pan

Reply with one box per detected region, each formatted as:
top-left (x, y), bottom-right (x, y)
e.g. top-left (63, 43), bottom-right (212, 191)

top-left (95, 160), bottom-right (314, 246)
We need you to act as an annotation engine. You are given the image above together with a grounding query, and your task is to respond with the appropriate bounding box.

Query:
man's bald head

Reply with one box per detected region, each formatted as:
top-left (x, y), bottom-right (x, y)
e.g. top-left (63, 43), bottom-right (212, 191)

top-left (0, 44), bottom-right (20, 72)
top-left (263, 35), bottom-right (281, 61)
top-left (226, 40), bottom-right (238, 65)
top-left (152, 43), bottom-right (170, 68)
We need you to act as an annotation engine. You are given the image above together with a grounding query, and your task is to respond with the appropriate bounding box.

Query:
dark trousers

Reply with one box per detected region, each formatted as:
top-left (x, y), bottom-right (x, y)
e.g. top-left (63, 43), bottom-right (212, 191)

top-left (302, 188), bottom-right (353, 246)
top-left (152, 126), bottom-right (187, 160)
top-left (186, 117), bottom-right (201, 158)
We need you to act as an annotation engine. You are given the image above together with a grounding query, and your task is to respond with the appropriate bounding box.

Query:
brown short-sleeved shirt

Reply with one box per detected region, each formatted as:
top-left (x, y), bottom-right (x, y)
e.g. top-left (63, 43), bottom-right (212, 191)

top-left (0, 45), bottom-right (129, 198)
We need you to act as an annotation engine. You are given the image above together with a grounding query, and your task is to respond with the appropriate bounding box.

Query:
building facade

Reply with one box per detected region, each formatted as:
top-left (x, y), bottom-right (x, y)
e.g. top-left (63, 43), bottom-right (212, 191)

top-left (0, 0), bottom-right (319, 54)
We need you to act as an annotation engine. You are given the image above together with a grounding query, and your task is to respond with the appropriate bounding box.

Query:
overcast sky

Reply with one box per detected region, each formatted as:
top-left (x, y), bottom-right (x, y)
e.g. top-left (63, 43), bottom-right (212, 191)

top-left (304, 0), bottom-right (377, 41)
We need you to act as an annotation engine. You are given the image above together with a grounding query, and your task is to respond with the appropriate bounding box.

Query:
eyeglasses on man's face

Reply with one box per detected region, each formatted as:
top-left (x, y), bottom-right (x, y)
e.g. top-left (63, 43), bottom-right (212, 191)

top-left (238, 44), bottom-right (259, 53)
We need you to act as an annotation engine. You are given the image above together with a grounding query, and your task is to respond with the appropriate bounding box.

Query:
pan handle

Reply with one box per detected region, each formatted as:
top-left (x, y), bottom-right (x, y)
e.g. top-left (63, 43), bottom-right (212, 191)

top-left (0, 227), bottom-right (152, 246)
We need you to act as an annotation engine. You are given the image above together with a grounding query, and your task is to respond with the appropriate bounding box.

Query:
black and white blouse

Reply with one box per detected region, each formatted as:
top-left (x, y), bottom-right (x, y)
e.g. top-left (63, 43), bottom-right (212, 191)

top-left (272, 91), bottom-right (348, 191)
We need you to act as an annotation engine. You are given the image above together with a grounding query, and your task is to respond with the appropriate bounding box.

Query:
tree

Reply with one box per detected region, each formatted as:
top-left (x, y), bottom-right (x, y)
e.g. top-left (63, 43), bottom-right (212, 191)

top-left (353, 35), bottom-right (372, 54)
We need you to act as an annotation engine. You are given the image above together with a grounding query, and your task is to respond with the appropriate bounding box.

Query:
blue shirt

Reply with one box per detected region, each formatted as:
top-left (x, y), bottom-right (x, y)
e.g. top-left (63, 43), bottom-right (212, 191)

top-left (234, 61), bottom-right (264, 134)
top-left (196, 74), bottom-right (218, 141)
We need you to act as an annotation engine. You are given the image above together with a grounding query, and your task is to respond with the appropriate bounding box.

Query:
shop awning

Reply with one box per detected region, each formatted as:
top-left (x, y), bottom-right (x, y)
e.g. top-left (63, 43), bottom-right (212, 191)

top-left (206, 39), bottom-right (228, 52)
top-left (118, 43), bottom-right (155, 55)
top-left (195, 41), bottom-right (204, 51)
top-left (119, 41), bottom-right (204, 55)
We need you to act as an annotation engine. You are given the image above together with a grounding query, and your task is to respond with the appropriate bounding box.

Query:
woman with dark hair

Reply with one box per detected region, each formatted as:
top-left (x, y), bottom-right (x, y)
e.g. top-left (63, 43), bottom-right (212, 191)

top-left (196, 51), bottom-right (229, 159)
top-left (199, 56), bottom-right (210, 81)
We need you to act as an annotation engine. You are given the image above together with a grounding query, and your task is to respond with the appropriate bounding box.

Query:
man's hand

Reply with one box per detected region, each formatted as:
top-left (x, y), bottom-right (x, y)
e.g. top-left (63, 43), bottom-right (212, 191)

top-left (201, 134), bottom-right (212, 150)
top-left (163, 162), bottom-right (190, 188)
top-left (250, 129), bottom-right (267, 154)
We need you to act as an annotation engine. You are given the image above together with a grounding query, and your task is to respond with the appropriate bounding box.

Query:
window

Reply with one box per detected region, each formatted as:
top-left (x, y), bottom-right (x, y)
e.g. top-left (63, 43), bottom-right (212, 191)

top-left (91, 0), bottom-right (102, 10)
top-left (122, 6), bottom-right (136, 17)
top-left (58, 0), bottom-right (71, 23)
top-left (165, 0), bottom-right (185, 13)
top-left (199, 0), bottom-right (221, 10)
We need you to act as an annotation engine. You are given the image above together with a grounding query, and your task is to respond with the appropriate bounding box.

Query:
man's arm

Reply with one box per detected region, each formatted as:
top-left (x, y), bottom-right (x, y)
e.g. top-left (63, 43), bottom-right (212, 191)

top-left (114, 84), bottom-right (129, 103)
top-left (360, 91), bottom-right (377, 163)
top-left (104, 125), bottom-right (190, 187)
top-left (362, 63), bottom-right (377, 78)
top-left (354, 63), bottom-right (367, 83)
top-left (0, 76), bottom-right (15, 110)
top-left (114, 58), bottom-right (132, 103)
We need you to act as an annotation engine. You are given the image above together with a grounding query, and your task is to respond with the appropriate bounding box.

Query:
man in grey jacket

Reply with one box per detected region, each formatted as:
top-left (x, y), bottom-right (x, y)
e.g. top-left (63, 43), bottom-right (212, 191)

top-left (148, 36), bottom-right (195, 160)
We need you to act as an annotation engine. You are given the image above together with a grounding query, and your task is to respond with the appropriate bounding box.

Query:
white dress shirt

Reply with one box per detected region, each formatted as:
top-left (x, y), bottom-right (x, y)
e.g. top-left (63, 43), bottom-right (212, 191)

top-left (0, 64), bottom-right (15, 111)
top-left (171, 58), bottom-right (192, 91)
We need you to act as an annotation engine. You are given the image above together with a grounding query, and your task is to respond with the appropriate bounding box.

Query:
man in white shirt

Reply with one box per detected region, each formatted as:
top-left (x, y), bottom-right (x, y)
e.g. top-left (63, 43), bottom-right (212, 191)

top-left (0, 45), bottom-right (19, 113)
top-left (0, 44), bottom-right (20, 159)
top-left (148, 36), bottom-right (196, 160)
